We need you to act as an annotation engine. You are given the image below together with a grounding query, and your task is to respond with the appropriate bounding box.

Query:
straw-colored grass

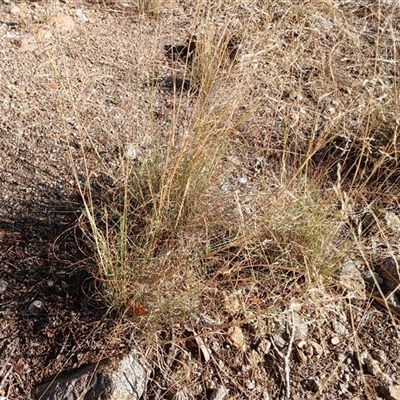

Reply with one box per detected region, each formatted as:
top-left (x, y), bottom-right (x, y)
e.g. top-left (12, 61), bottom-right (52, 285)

top-left (54, 0), bottom-right (400, 395)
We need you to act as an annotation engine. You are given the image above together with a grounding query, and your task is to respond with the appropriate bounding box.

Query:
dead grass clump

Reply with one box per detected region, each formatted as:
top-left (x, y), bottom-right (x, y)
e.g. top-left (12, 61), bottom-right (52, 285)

top-left (67, 21), bottom-right (252, 331)
top-left (44, 0), bottom-right (400, 396)
top-left (64, 0), bottom-right (399, 345)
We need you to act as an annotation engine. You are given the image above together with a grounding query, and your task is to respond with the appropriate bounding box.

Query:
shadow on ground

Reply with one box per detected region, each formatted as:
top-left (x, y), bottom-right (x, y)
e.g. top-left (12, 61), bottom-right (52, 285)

top-left (0, 188), bottom-right (127, 399)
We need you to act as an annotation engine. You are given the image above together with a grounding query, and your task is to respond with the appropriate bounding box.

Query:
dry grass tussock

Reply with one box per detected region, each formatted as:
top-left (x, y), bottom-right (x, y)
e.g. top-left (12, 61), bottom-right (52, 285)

top-left (46, 0), bottom-right (400, 396)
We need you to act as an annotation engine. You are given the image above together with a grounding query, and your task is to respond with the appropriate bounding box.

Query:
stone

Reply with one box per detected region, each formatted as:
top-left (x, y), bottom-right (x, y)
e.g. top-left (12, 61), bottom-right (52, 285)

top-left (376, 258), bottom-right (400, 292)
top-left (310, 341), bottom-right (324, 356)
top-left (363, 270), bottom-right (384, 285)
top-left (32, 351), bottom-right (147, 400)
top-left (123, 143), bottom-right (137, 161)
top-left (294, 313), bottom-right (308, 340)
top-left (227, 326), bottom-right (246, 350)
top-left (338, 260), bottom-right (366, 301)
top-left (75, 9), bottom-right (88, 23)
top-left (210, 384), bottom-right (228, 400)
top-left (28, 300), bottom-right (45, 315)
top-left (0, 279), bottom-right (8, 294)
top-left (331, 336), bottom-right (340, 345)
top-left (257, 339), bottom-right (271, 355)
top-left (296, 348), bottom-right (308, 364)
top-left (387, 293), bottom-right (400, 311)
top-left (332, 321), bottom-right (349, 335)
top-left (271, 333), bottom-right (286, 349)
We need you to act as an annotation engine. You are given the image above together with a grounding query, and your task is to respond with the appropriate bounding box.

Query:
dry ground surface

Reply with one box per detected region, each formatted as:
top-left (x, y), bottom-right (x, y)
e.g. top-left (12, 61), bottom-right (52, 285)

top-left (1, 0), bottom-right (400, 399)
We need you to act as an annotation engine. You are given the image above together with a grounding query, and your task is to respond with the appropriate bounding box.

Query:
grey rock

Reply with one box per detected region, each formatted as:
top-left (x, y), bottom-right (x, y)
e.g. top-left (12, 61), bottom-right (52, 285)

top-left (376, 258), bottom-right (400, 292)
top-left (338, 260), bottom-right (366, 301)
top-left (75, 9), bottom-right (88, 23)
top-left (28, 300), bottom-right (45, 315)
top-left (123, 143), bottom-right (137, 161)
top-left (309, 341), bottom-right (324, 356)
top-left (0, 279), bottom-right (8, 294)
top-left (387, 292), bottom-right (400, 311)
top-left (294, 313), bottom-right (308, 340)
top-left (33, 351), bottom-right (147, 400)
top-left (257, 339), bottom-right (271, 355)
top-left (362, 270), bottom-right (384, 285)
top-left (210, 384), bottom-right (228, 400)
top-left (271, 334), bottom-right (286, 349)
top-left (332, 321), bottom-right (349, 335)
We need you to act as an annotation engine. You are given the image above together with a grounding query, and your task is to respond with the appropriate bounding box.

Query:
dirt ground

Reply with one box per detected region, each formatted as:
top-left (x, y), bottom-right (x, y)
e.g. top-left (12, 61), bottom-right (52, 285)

top-left (1, 0), bottom-right (400, 399)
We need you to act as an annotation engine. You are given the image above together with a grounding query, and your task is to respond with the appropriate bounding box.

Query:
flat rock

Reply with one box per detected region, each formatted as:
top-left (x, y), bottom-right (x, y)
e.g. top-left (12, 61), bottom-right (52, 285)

top-left (338, 260), bottom-right (366, 301)
top-left (32, 351), bottom-right (147, 400)
top-left (377, 258), bottom-right (400, 292)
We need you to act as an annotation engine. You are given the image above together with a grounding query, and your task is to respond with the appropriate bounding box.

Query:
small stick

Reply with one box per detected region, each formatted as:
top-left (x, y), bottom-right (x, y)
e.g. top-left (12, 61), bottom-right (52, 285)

top-left (284, 306), bottom-right (296, 399)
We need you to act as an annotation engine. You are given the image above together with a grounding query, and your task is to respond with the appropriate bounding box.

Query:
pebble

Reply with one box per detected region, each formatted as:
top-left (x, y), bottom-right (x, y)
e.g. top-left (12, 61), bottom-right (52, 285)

top-left (310, 340), bottom-right (324, 356)
top-left (272, 333), bottom-right (286, 348)
top-left (331, 336), bottom-right (340, 345)
top-left (124, 143), bottom-right (137, 161)
top-left (28, 300), bottom-right (45, 315)
top-left (75, 9), bottom-right (88, 23)
top-left (227, 326), bottom-right (245, 350)
top-left (239, 176), bottom-right (247, 185)
top-left (297, 348), bottom-right (308, 364)
top-left (332, 321), bottom-right (349, 335)
top-left (210, 385), bottom-right (228, 400)
top-left (0, 279), bottom-right (8, 294)
top-left (294, 314), bottom-right (309, 340)
top-left (257, 339), bottom-right (271, 355)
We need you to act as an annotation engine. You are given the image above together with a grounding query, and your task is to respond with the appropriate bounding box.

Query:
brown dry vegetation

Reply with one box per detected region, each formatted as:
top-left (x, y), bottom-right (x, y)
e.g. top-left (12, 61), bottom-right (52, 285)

top-left (1, 0), bottom-right (400, 399)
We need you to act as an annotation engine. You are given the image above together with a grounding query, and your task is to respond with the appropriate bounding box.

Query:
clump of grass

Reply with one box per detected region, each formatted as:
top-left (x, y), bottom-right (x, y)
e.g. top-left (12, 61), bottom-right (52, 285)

top-left (65, 0), bottom-right (398, 326)
top-left (70, 21), bottom-right (252, 327)
top-left (56, 2), bottom-right (400, 394)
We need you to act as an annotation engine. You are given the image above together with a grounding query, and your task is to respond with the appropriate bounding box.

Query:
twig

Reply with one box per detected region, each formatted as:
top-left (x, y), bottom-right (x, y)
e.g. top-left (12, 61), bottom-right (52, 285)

top-left (270, 335), bottom-right (284, 360)
top-left (0, 338), bottom-right (18, 391)
top-left (284, 306), bottom-right (296, 399)
top-left (0, 366), bottom-right (13, 390)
